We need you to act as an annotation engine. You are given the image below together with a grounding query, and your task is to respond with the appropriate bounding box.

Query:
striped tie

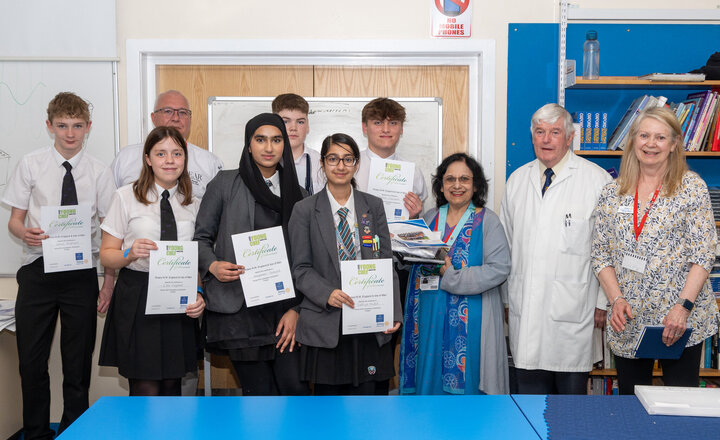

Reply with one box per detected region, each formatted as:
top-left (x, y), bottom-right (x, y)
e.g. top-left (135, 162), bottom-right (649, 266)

top-left (542, 168), bottom-right (554, 196)
top-left (337, 207), bottom-right (356, 261)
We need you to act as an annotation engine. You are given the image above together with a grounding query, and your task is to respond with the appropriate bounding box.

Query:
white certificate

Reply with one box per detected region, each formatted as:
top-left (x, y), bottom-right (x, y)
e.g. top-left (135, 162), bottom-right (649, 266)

top-left (232, 226), bottom-right (296, 308)
top-left (40, 205), bottom-right (92, 273)
top-left (146, 241), bottom-right (198, 315)
top-left (366, 158), bottom-right (415, 221)
top-left (341, 258), bottom-right (394, 335)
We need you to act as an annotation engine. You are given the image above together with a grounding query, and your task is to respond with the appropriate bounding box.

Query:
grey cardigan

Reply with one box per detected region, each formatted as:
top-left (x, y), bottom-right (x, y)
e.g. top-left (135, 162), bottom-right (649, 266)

top-left (289, 188), bottom-right (402, 349)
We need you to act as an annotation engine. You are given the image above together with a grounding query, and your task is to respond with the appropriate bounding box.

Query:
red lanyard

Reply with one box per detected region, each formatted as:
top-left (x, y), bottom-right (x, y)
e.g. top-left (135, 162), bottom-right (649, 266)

top-left (633, 184), bottom-right (661, 241)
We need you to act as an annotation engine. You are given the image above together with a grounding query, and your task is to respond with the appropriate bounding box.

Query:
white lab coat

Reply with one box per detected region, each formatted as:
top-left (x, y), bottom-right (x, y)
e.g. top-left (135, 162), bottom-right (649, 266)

top-left (499, 152), bottom-right (611, 372)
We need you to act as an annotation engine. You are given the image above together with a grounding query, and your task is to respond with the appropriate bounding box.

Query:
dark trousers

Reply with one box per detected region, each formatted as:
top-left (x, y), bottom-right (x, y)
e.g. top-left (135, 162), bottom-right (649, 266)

top-left (232, 348), bottom-right (310, 396)
top-left (314, 380), bottom-right (390, 396)
top-left (15, 259), bottom-right (98, 439)
top-left (614, 343), bottom-right (703, 395)
top-left (515, 368), bottom-right (589, 395)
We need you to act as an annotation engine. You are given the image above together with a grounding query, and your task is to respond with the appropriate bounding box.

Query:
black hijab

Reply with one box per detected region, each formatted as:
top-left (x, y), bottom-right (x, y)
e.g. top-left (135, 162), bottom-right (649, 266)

top-left (238, 113), bottom-right (304, 239)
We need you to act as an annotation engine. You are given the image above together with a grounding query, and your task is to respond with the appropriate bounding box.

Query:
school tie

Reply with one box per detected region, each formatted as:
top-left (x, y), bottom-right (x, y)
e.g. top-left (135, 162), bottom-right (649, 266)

top-left (265, 179), bottom-right (273, 188)
top-left (61, 161), bottom-right (78, 206)
top-left (337, 207), bottom-right (356, 261)
top-left (542, 168), bottom-right (554, 197)
top-left (305, 159), bottom-right (313, 195)
top-left (160, 190), bottom-right (178, 241)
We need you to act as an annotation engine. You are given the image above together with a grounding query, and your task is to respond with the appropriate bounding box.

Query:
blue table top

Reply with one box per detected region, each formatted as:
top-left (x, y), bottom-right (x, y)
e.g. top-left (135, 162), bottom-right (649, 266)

top-left (58, 395), bottom-right (541, 439)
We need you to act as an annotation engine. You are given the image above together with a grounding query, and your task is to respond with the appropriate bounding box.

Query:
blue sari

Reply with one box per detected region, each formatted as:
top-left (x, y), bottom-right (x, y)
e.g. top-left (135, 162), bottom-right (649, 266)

top-left (400, 205), bottom-right (485, 394)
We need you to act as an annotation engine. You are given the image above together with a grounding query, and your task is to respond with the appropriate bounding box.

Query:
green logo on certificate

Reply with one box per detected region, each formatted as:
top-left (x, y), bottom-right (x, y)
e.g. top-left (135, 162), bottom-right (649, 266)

top-left (385, 163), bottom-right (401, 173)
top-left (248, 233), bottom-right (267, 246)
top-left (166, 245), bottom-right (184, 256)
top-left (357, 263), bottom-right (376, 275)
top-left (57, 208), bottom-right (76, 218)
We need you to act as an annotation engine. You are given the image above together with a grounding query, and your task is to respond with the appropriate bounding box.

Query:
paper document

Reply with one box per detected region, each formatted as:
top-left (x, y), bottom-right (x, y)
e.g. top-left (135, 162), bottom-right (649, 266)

top-left (146, 241), bottom-right (198, 314)
top-left (232, 226), bottom-right (296, 308)
top-left (341, 258), bottom-right (393, 335)
top-left (366, 158), bottom-right (414, 221)
top-left (40, 205), bottom-right (92, 273)
top-left (636, 386), bottom-right (720, 417)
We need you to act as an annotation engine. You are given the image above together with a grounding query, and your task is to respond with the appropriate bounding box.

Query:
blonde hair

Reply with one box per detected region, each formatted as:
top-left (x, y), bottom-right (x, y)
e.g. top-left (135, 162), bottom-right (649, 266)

top-left (617, 106), bottom-right (687, 197)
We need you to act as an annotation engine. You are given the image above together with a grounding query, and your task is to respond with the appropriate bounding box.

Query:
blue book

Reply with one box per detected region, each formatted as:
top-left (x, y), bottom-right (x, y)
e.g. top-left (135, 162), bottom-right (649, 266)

top-left (633, 326), bottom-right (693, 359)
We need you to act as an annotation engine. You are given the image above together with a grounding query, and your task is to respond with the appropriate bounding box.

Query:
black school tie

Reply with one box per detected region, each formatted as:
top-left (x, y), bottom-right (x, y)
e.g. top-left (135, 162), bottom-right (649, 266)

top-left (160, 190), bottom-right (178, 241)
top-left (61, 161), bottom-right (78, 206)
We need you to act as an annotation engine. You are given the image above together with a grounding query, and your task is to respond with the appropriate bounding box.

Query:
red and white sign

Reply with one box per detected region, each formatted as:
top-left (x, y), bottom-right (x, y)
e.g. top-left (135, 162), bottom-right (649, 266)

top-left (431, 0), bottom-right (472, 38)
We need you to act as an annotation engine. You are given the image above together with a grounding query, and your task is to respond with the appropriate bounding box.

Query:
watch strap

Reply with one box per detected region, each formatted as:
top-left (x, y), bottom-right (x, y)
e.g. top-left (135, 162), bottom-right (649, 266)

top-left (676, 298), bottom-right (694, 312)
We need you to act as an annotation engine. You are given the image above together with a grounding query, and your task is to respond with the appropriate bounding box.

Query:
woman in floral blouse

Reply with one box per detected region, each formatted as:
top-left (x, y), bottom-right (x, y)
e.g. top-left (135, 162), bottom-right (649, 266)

top-left (592, 106), bottom-right (718, 395)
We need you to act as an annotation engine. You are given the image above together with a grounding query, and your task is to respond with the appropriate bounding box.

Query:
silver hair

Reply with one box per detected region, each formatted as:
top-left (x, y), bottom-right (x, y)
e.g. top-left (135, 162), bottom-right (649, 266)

top-left (530, 103), bottom-right (574, 139)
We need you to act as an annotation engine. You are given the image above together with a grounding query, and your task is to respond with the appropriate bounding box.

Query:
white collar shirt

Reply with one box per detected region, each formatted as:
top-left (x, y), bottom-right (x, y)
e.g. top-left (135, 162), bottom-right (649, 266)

top-left (100, 183), bottom-right (200, 272)
top-left (2, 146), bottom-right (115, 266)
top-left (326, 187), bottom-right (360, 258)
top-left (293, 146), bottom-right (325, 195)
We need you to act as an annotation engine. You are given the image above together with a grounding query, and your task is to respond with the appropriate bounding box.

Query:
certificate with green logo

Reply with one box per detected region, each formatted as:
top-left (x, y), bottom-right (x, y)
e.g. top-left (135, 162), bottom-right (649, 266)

top-left (40, 204), bottom-right (91, 273)
top-left (232, 226), bottom-right (296, 308)
top-left (341, 258), bottom-right (393, 335)
top-left (366, 158), bottom-right (414, 221)
top-left (146, 241), bottom-right (198, 314)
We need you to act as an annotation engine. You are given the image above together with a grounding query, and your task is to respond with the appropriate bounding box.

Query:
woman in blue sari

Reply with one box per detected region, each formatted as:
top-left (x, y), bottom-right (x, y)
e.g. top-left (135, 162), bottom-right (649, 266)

top-left (400, 153), bottom-right (511, 395)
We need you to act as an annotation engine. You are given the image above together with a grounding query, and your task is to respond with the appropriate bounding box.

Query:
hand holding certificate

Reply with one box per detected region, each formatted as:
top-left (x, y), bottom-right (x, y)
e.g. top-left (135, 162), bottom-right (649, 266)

top-left (40, 205), bottom-right (92, 273)
top-left (232, 226), bottom-right (296, 308)
top-left (366, 158), bottom-right (415, 221)
top-left (146, 241), bottom-right (198, 314)
top-left (341, 258), bottom-right (394, 335)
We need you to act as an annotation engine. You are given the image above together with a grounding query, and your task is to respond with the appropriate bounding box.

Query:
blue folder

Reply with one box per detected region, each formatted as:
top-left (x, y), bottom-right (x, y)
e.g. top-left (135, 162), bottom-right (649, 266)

top-left (633, 326), bottom-right (693, 359)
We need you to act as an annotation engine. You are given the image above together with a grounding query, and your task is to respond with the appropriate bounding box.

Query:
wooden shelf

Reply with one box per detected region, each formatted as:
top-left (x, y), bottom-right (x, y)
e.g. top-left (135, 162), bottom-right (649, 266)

top-left (575, 150), bottom-right (720, 157)
top-left (571, 76), bottom-right (720, 88)
top-left (591, 368), bottom-right (720, 377)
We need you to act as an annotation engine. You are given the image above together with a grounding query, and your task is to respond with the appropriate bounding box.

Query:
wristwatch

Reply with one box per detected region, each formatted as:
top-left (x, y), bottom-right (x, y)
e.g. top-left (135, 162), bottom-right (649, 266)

top-left (675, 298), bottom-right (694, 312)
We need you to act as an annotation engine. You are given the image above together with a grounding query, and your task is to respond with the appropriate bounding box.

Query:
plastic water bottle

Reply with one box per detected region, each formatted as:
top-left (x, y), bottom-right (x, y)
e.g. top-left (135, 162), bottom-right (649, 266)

top-left (583, 30), bottom-right (600, 80)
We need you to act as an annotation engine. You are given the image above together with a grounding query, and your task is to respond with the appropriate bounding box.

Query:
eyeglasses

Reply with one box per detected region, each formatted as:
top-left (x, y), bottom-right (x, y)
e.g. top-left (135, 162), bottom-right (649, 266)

top-left (324, 155), bottom-right (357, 166)
top-left (154, 107), bottom-right (192, 119)
top-left (443, 175), bottom-right (472, 185)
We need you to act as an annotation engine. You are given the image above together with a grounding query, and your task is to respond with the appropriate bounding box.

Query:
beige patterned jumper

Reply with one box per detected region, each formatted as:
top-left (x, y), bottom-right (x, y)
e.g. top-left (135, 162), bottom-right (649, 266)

top-left (592, 171), bottom-right (719, 358)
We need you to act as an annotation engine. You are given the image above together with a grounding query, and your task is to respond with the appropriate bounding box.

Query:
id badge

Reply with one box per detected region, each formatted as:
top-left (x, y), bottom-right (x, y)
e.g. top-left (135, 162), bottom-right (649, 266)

top-left (622, 252), bottom-right (647, 274)
top-left (420, 276), bottom-right (440, 291)
top-left (618, 205), bottom-right (633, 214)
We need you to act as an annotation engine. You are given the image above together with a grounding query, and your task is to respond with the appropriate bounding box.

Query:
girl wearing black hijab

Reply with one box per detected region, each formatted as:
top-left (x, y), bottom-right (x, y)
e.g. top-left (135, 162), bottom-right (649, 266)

top-left (194, 113), bottom-right (309, 395)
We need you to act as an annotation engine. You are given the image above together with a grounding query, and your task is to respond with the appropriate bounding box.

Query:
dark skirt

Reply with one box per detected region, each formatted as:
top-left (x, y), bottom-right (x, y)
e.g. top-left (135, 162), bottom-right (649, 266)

top-left (300, 333), bottom-right (395, 386)
top-left (99, 268), bottom-right (199, 380)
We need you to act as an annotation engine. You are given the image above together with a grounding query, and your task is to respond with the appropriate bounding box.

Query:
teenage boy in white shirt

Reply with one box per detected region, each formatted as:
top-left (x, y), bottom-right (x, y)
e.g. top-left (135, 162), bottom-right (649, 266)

top-left (272, 93), bottom-right (324, 194)
top-left (2, 92), bottom-right (115, 438)
top-left (355, 97), bottom-right (427, 218)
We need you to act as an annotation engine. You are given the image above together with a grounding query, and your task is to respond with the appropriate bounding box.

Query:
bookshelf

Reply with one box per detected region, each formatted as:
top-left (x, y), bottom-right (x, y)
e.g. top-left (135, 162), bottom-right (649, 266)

top-left (590, 369), bottom-right (720, 378)
top-left (573, 77), bottom-right (720, 88)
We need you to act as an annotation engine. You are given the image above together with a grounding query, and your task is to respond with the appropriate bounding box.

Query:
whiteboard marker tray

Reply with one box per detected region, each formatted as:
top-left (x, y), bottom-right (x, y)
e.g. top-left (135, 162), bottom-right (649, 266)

top-left (635, 385), bottom-right (720, 417)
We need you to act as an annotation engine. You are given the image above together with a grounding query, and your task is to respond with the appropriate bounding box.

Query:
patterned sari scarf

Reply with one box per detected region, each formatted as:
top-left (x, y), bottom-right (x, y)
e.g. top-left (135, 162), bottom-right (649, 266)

top-left (400, 205), bottom-right (485, 394)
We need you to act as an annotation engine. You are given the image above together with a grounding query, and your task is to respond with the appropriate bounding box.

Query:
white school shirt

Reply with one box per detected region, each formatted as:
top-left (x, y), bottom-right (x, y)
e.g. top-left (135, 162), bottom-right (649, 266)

top-left (327, 188), bottom-right (360, 258)
top-left (264, 171), bottom-right (281, 197)
top-left (355, 148), bottom-right (428, 203)
top-left (111, 142), bottom-right (223, 199)
top-left (100, 184), bottom-right (200, 272)
top-left (293, 146), bottom-right (325, 194)
top-left (2, 147), bottom-right (115, 267)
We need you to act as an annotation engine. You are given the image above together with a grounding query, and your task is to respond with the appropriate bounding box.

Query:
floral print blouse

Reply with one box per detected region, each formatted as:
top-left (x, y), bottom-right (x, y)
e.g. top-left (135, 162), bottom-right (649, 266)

top-left (592, 171), bottom-right (719, 358)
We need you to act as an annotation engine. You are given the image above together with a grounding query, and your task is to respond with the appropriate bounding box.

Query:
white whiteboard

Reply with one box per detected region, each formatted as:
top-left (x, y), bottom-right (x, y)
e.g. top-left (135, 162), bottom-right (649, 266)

top-left (0, 60), bottom-right (118, 275)
top-left (209, 97), bottom-right (442, 197)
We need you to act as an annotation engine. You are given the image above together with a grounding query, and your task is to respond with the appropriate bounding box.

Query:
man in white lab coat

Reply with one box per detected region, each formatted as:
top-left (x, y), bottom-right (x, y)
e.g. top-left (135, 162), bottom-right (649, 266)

top-left (500, 103), bottom-right (611, 394)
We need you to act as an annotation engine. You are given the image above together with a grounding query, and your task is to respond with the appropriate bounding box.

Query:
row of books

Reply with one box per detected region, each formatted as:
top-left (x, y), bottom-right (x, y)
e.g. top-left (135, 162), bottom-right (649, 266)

top-left (573, 111), bottom-right (608, 150)
top-left (606, 91), bottom-right (720, 152)
top-left (589, 377), bottom-right (618, 395)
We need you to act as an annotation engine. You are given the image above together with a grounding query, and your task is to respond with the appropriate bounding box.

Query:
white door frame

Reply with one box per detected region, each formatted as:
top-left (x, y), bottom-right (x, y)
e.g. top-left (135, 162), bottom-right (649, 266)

top-left (126, 38), bottom-right (496, 205)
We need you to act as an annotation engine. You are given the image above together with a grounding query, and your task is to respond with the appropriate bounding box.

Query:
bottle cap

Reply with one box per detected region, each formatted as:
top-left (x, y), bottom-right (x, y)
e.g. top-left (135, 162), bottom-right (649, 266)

top-left (586, 30), bottom-right (597, 40)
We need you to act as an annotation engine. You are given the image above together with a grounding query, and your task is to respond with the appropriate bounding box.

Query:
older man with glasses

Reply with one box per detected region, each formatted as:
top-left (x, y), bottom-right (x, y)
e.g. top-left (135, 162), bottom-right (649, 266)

top-left (111, 90), bottom-right (223, 198)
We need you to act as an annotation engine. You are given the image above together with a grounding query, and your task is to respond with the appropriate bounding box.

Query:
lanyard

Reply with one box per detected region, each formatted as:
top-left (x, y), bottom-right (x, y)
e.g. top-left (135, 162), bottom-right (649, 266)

top-left (436, 203), bottom-right (474, 246)
top-left (633, 184), bottom-right (661, 241)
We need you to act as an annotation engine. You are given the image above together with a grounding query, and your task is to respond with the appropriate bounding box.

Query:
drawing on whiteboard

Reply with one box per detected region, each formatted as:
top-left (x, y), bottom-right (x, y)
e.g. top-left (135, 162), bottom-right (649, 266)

top-left (0, 81), bottom-right (47, 106)
top-left (0, 149), bottom-right (10, 188)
